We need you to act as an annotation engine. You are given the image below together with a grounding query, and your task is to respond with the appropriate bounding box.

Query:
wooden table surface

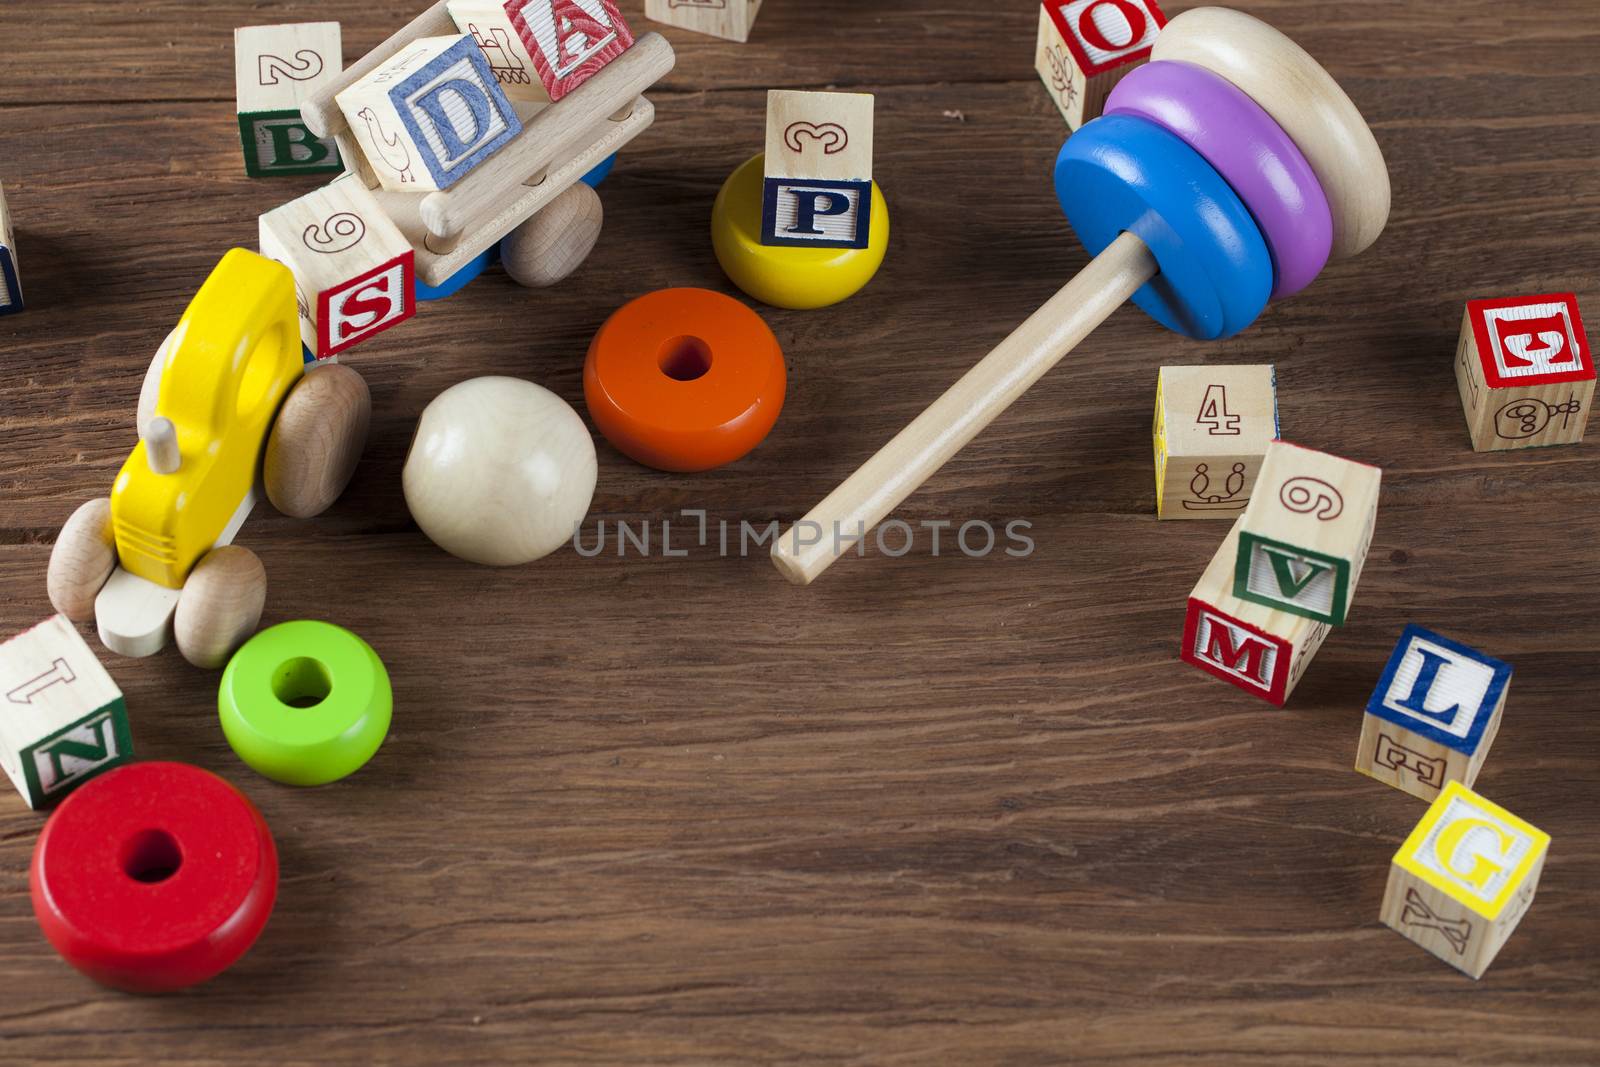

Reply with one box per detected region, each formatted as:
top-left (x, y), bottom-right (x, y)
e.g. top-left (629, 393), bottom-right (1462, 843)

top-left (2, 0), bottom-right (1598, 1062)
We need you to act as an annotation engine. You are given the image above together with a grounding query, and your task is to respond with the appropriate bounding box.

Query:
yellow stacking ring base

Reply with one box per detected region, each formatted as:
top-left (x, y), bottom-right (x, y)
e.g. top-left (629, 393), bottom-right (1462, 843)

top-left (711, 154), bottom-right (889, 310)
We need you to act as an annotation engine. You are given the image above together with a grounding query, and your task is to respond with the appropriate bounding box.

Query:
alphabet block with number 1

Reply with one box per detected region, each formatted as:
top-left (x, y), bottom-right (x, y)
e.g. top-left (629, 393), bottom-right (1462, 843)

top-left (761, 90), bottom-right (874, 250)
top-left (235, 23), bottom-right (346, 177)
top-left (1035, 0), bottom-right (1165, 131)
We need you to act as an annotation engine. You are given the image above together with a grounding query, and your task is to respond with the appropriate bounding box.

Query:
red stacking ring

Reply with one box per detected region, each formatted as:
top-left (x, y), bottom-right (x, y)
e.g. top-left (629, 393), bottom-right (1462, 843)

top-left (30, 761), bottom-right (279, 992)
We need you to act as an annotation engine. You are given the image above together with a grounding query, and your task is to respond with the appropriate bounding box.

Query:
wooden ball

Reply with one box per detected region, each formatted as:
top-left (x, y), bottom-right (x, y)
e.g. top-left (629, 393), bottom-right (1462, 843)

top-left (47, 498), bottom-right (116, 622)
top-left (501, 182), bottom-right (603, 288)
top-left (403, 377), bottom-right (597, 566)
top-left (264, 364), bottom-right (372, 519)
top-left (174, 546), bottom-right (267, 669)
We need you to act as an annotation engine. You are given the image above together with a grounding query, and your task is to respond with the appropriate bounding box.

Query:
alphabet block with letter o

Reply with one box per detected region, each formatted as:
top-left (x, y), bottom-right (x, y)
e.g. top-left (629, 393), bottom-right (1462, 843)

top-left (1, 615), bottom-right (133, 810)
top-left (761, 90), bottom-right (875, 250)
top-left (1381, 781), bottom-right (1548, 978)
top-left (235, 22), bottom-right (346, 178)
top-left (1035, 0), bottom-right (1165, 131)
top-left (335, 34), bottom-right (522, 192)
top-left (1455, 293), bottom-right (1593, 452)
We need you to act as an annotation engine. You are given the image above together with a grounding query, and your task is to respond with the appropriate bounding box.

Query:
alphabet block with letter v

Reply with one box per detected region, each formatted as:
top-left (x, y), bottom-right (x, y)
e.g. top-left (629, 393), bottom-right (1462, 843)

top-left (761, 90), bottom-right (875, 250)
top-left (1381, 781), bottom-right (1548, 978)
top-left (235, 22), bottom-right (346, 178)
top-left (1356, 625), bottom-right (1511, 802)
top-left (1035, 0), bottom-right (1165, 131)
top-left (1455, 293), bottom-right (1593, 452)
top-left (0, 615), bottom-right (133, 810)
top-left (1153, 365), bottom-right (1278, 521)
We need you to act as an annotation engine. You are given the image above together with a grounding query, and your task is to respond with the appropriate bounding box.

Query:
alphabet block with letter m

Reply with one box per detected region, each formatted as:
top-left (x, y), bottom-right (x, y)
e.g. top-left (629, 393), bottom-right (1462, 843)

top-left (1381, 781), bottom-right (1548, 978)
top-left (1455, 293), bottom-right (1593, 452)
top-left (761, 90), bottom-right (875, 250)
top-left (0, 615), bottom-right (133, 810)
top-left (1356, 625), bottom-right (1510, 802)
top-left (235, 23), bottom-right (346, 178)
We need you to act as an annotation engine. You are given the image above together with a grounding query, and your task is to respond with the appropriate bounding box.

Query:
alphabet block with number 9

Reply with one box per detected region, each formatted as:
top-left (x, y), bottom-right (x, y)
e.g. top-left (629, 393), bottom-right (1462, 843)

top-left (1, 616), bottom-right (133, 810)
top-left (1035, 0), bottom-right (1165, 131)
top-left (235, 23), bottom-right (345, 178)
top-left (1153, 365), bottom-right (1277, 520)
top-left (1455, 293), bottom-right (1593, 452)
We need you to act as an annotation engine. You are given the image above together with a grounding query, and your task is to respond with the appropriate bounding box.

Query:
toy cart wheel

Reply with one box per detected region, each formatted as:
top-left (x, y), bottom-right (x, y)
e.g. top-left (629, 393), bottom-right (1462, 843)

top-left (501, 182), bottom-right (604, 289)
top-left (264, 364), bottom-right (372, 519)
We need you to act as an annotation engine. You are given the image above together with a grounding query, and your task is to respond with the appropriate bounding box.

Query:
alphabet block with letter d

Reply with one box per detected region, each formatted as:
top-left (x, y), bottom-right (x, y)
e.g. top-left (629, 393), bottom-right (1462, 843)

top-left (0, 615), bottom-right (133, 810)
top-left (761, 90), bottom-right (874, 250)
top-left (235, 23), bottom-right (346, 178)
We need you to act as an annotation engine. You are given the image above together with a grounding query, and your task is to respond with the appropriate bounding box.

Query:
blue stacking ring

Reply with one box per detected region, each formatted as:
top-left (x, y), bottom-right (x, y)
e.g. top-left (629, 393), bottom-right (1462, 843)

top-left (1054, 114), bottom-right (1272, 340)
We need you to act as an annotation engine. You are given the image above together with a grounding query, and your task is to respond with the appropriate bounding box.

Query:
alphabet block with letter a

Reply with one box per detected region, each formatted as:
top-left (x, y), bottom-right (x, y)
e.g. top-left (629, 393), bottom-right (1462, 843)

top-left (1356, 626), bottom-right (1510, 802)
top-left (1231, 441), bottom-right (1381, 626)
top-left (335, 34), bottom-right (522, 192)
top-left (645, 0), bottom-right (763, 42)
top-left (507, 0), bottom-right (636, 102)
top-left (761, 90), bottom-right (874, 250)
top-left (235, 22), bottom-right (345, 178)
top-left (1381, 781), bottom-right (1548, 978)
top-left (1153, 365), bottom-right (1278, 520)
top-left (1455, 293), bottom-right (1593, 451)
top-left (447, 0), bottom-right (550, 107)
top-left (1035, 0), bottom-right (1165, 131)
top-left (259, 174), bottom-right (417, 359)
top-left (0, 615), bottom-right (133, 810)
top-left (1181, 518), bottom-right (1332, 707)
top-left (0, 180), bottom-right (21, 316)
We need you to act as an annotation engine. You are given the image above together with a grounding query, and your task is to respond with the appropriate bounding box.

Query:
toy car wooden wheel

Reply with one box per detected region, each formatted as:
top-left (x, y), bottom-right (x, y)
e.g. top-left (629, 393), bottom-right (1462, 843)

top-left (264, 363), bottom-right (372, 519)
top-left (501, 182), bottom-right (605, 289)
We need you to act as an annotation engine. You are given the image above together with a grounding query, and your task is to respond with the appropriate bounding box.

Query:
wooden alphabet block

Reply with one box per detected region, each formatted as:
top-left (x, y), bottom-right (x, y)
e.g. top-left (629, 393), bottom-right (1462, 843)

top-left (0, 615), bottom-right (133, 809)
top-left (1381, 781), bottom-right (1548, 978)
top-left (1181, 518), bottom-right (1332, 707)
top-left (335, 34), bottom-right (522, 191)
top-left (1455, 294), bottom-right (1593, 451)
top-left (645, 0), bottom-right (763, 42)
top-left (446, 0), bottom-right (550, 107)
top-left (761, 90), bottom-right (874, 250)
top-left (235, 23), bottom-right (346, 178)
top-left (1231, 441), bottom-right (1381, 626)
top-left (1035, 0), bottom-right (1165, 131)
top-left (1153, 365), bottom-right (1278, 520)
top-left (0, 181), bottom-right (19, 316)
top-left (1356, 626), bottom-right (1510, 802)
top-left (259, 174), bottom-right (417, 358)
top-left (507, 0), bottom-right (636, 102)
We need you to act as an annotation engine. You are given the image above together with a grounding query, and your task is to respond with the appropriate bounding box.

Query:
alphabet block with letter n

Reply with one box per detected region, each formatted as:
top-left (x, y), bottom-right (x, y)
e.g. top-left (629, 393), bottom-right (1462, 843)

top-left (1181, 518), bottom-right (1332, 707)
top-left (645, 0), bottom-right (763, 43)
top-left (1381, 781), bottom-right (1548, 978)
top-left (1455, 293), bottom-right (1593, 451)
top-left (1231, 441), bottom-right (1381, 626)
top-left (235, 23), bottom-right (345, 178)
top-left (1035, 0), bottom-right (1165, 131)
top-left (259, 174), bottom-right (417, 359)
top-left (0, 615), bottom-right (133, 810)
top-left (1153, 365), bottom-right (1278, 520)
top-left (761, 90), bottom-right (875, 250)
top-left (335, 34), bottom-right (523, 192)
top-left (1356, 625), bottom-right (1510, 802)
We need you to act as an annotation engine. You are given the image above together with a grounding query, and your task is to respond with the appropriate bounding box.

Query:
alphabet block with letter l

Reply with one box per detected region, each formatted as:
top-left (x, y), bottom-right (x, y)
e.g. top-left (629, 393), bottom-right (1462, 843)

top-left (507, 0), bottom-right (636, 102)
top-left (761, 90), bottom-right (874, 250)
top-left (1153, 365), bottom-right (1278, 520)
top-left (1181, 518), bottom-right (1331, 707)
top-left (1455, 293), bottom-right (1593, 452)
top-left (258, 174), bottom-right (416, 359)
top-left (1231, 441), bottom-right (1381, 626)
top-left (1356, 625), bottom-right (1511, 802)
top-left (335, 34), bottom-right (522, 192)
top-left (0, 180), bottom-right (21, 316)
top-left (645, 0), bottom-right (764, 43)
top-left (235, 23), bottom-right (346, 178)
top-left (1381, 780), bottom-right (1548, 978)
top-left (1035, 0), bottom-right (1165, 131)
top-left (0, 615), bottom-right (133, 810)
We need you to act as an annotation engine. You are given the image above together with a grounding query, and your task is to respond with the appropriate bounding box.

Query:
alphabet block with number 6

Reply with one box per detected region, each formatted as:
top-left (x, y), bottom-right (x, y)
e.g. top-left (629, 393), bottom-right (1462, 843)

top-left (235, 23), bottom-right (345, 177)
top-left (1153, 365), bottom-right (1277, 520)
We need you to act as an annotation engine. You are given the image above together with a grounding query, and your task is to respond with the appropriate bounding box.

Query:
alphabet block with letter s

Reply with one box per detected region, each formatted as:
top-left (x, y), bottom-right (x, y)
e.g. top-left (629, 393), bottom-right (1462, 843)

top-left (235, 22), bottom-right (346, 178)
top-left (1035, 0), bottom-right (1165, 130)
top-left (1455, 293), bottom-right (1593, 451)
top-left (761, 90), bottom-right (875, 250)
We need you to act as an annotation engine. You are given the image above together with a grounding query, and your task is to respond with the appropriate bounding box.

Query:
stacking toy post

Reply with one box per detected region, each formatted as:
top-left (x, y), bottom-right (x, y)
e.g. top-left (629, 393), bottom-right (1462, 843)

top-left (771, 7), bottom-right (1391, 585)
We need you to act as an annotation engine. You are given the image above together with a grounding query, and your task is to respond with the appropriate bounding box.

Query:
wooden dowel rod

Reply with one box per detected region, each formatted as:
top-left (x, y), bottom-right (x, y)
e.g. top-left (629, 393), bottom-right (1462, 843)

top-left (771, 231), bottom-right (1159, 586)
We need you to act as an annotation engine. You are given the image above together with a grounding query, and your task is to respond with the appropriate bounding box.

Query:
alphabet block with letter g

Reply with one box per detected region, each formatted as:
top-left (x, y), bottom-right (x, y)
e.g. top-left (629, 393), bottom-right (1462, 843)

top-left (1455, 293), bottom-right (1593, 451)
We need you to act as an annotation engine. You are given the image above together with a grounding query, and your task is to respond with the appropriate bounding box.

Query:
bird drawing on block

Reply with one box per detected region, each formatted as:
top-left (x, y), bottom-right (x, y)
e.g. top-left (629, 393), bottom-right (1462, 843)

top-left (356, 108), bottom-right (414, 184)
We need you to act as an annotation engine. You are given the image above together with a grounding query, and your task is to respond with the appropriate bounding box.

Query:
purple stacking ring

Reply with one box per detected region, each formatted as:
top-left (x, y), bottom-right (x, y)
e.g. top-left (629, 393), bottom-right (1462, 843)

top-left (1106, 60), bottom-right (1333, 300)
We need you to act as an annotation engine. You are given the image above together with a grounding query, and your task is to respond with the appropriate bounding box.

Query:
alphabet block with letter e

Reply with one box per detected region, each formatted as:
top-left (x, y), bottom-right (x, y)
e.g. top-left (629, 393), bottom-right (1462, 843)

top-left (446, 0), bottom-right (550, 107)
top-left (1181, 518), bottom-right (1332, 707)
top-left (1231, 441), bottom-right (1381, 626)
top-left (259, 174), bottom-right (417, 359)
top-left (0, 180), bottom-right (20, 316)
top-left (1356, 625), bottom-right (1510, 802)
top-left (1455, 293), bottom-right (1593, 451)
top-left (0, 615), bottom-right (133, 810)
top-left (335, 34), bottom-right (522, 192)
top-left (761, 90), bottom-right (874, 250)
top-left (1153, 365), bottom-right (1278, 520)
top-left (1381, 781), bottom-right (1548, 978)
top-left (235, 23), bottom-right (346, 178)
top-left (645, 0), bottom-right (763, 42)
top-left (507, 0), bottom-right (636, 102)
top-left (1035, 0), bottom-right (1165, 131)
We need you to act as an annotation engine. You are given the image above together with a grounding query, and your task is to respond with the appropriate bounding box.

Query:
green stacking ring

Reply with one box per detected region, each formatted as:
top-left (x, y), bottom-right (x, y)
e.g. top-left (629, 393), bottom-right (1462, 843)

top-left (218, 621), bottom-right (392, 786)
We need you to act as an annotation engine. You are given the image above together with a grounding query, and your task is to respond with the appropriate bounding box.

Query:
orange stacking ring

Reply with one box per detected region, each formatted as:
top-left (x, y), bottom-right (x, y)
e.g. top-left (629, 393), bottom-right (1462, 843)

top-left (584, 288), bottom-right (786, 472)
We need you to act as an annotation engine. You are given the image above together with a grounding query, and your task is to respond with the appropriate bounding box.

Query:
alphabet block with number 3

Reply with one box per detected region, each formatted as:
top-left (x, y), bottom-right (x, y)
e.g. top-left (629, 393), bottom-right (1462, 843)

top-left (235, 23), bottom-right (346, 177)
top-left (761, 90), bottom-right (875, 250)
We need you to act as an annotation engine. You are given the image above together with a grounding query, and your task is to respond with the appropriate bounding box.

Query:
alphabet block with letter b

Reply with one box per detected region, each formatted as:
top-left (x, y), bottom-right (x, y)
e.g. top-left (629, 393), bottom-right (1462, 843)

top-left (1, 615), bottom-right (133, 810)
top-left (761, 90), bottom-right (875, 250)
top-left (1381, 781), bottom-right (1548, 978)
top-left (235, 22), bottom-right (345, 178)
top-left (1455, 293), bottom-right (1593, 452)
top-left (335, 34), bottom-right (522, 192)
top-left (1035, 0), bottom-right (1165, 131)
top-left (1153, 365), bottom-right (1278, 520)
top-left (1356, 626), bottom-right (1510, 802)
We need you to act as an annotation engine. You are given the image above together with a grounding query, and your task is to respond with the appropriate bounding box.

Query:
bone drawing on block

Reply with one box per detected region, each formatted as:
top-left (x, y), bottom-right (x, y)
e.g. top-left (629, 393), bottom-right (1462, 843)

top-left (0, 616), bottom-right (133, 810)
top-left (236, 22), bottom-right (346, 177)
top-left (1381, 781), bottom-right (1549, 979)
top-left (1153, 365), bottom-right (1278, 520)
top-left (761, 89), bottom-right (874, 250)
top-left (1035, 0), bottom-right (1166, 131)
top-left (1455, 293), bottom-right (1593, 452)
top-left (0, 180), bottom-right (21, 315)
top-left (645, 0), bottom-right (764, 43)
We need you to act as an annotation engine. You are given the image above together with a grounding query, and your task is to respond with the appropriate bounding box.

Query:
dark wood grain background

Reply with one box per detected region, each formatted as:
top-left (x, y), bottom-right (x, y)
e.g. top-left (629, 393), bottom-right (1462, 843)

top-left (2, 1), bottom-right (1597, 1062)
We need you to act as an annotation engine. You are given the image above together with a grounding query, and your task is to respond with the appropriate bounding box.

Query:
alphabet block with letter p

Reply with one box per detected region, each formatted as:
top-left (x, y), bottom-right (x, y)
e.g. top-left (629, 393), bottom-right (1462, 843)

top-left (761, 90), bottom-right (875, 250)
top-left (235, 22), bottom-right (345, 178)
top-left (1035, 0), bottom-right (1165, 131)
top-left (1455, 293), bottom-right (1593, 451)
top-left (1381, 781), bottom-right (1548, 978)
top-left (0, 615), bottom-right (133, 810)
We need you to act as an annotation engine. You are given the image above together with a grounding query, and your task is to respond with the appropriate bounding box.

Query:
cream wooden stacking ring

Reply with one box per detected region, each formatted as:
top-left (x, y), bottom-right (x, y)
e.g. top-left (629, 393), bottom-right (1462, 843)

top-left (1151, 6), bottom-right (1390, 260)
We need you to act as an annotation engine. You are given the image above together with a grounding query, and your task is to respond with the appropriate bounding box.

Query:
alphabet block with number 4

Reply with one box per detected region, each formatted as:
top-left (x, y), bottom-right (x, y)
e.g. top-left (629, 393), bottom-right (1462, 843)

top-left (1035, 0), bottom-right (1165, 131)
top-left (761, 90), bottom-right (875, 250)
top-left (1455, 293), bottom-right (1593, 452)
top-left (1153, 365), bottom-right (1278, 520)
top-left (1, 616), bottom-right (133, 810)
top-left (235, 23), bottom-right (345, 178)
